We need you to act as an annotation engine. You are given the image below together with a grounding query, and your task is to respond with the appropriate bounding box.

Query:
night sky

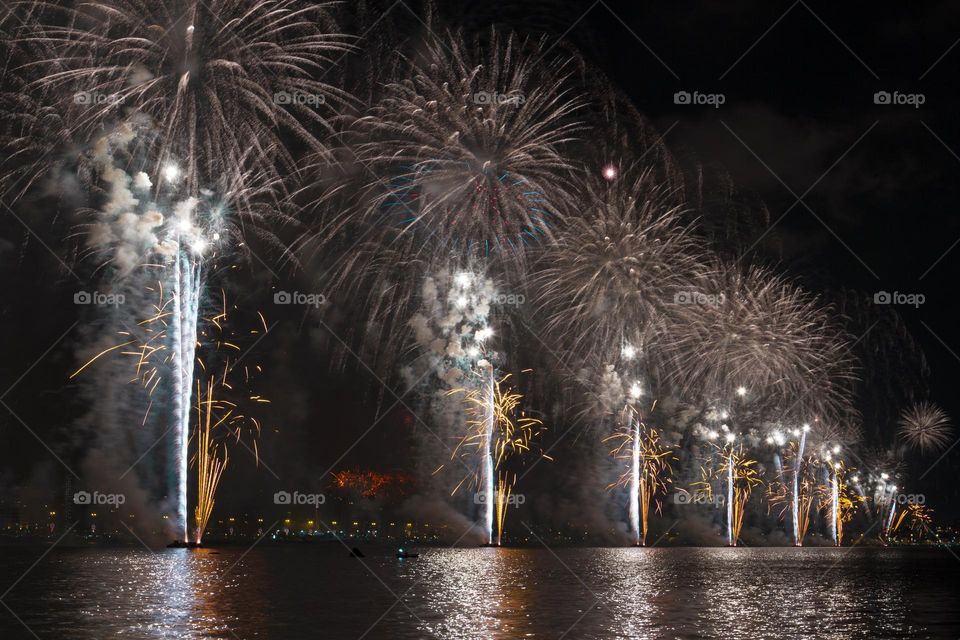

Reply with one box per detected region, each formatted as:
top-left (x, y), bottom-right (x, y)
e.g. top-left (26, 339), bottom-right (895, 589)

top-left (2, 0), bottom-right (959, 527)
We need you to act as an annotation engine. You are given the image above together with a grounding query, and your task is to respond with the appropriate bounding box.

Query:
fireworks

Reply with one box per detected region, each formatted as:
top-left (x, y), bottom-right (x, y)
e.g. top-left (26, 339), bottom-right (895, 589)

top-left (3, 3), bottom-right (950, 550)
top-left (194, 379), bottom-right (229, 546)
top-left (72, 285), bottom-right (268, 543)
top-left (22, 0), bottom-right (353, 194)
top-left (890, 503), bottom-right (934, 540)
top-left (533, 162), bottom-right (706, 368)
top-left (604, 405), bottom-right (672, 545)
top-left (449, 371), bottom-right (547, 544)
top-left (817, 458), bottom-right (862, 546)
top-left (898, 402), bottom-right (952, 453)
top-left (344, 28), bottom-right (584, 270)
top-left (694, 436), bottom-right (761, 546)
top-left (663, 263), bottom-right (857, 422)
top-left (332, 469), bottom-right (413, 498)
top-left (767, 441), bottom-right (815, 546)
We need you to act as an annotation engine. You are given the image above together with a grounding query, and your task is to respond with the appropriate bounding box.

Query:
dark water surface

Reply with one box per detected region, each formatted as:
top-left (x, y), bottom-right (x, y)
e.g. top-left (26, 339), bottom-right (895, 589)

top-left (1, 545), bottom-right (957, 639)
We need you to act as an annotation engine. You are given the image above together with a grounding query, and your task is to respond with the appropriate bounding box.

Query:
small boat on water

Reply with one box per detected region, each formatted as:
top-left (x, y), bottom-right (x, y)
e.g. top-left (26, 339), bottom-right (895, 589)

top-left (396, 548), bottom-right (419, 559)
top-left (167, 540), bottom-right (203, 549)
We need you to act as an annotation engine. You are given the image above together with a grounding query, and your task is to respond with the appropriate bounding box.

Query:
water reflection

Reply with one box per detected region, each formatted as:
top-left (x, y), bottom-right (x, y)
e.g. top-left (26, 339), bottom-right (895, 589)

top-left (0, 546), bottom-right (957, 639)
top-left (409, 548), bottom-right (533, 638)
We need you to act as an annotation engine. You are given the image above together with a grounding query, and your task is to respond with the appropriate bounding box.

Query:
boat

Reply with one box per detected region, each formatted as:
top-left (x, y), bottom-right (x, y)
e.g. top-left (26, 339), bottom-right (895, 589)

top-left (396, 548), bottom-right (419, 559)
top-left (167, 540), bottom-right (203, 549)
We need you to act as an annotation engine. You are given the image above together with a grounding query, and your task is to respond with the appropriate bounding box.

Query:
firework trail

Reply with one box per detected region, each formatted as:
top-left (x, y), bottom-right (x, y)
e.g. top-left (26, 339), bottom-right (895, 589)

top-left (830, 469), bottom-right (839, 544)
top-left (726, 447), bottom-right (735, 545)
top-left (816, 454), bottom-right (862, 546)
top-left (402, 266), bottom-right (507, 540)
top-left (73, 279), bottom-right (269, 543)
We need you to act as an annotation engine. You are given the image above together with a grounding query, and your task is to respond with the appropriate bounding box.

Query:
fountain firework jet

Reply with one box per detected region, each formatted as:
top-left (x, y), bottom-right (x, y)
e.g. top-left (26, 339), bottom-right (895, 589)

top-left (449, 370), bottom-right (546, 545)
top-left (726, 448), bottom-right (735, 546)
top-left (629, 410), bottom-right (641, 545)
top-left (70, 282), bottom-right (269, 544)
top-left (171, 246), bottom-right (202, 543)
top-left (481, 362), bottom-right (496, 544)
top-left (831, 470), bottom-right (840, 545)
top-left (194, 379), bottom-right (228, 546)
top-left (792, 426), bottom-right (808, 546)
top-left (695, 429), bottom-right (760, 547)
top-left (604, 399), bottom-right (671, 546)
top-left (885, 486), bottom-right (898, 536)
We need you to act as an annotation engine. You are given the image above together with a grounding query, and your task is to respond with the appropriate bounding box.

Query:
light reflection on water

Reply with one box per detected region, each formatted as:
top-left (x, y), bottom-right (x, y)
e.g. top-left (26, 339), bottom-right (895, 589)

top-left (1, 546), bottom-right (957, 639)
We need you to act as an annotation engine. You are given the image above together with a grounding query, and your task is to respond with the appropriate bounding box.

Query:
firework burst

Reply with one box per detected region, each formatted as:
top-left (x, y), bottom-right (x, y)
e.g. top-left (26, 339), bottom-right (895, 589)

top-left (342, 27), bottom-right (584, 270)
top-left (16, 0), bottom-right (353, 199)
top-left (664, 263), bottom-right (858, 422)
top-left (533, 161), bottom-right (707, 374)
top-left (898, 401), bottom-right (952, 453)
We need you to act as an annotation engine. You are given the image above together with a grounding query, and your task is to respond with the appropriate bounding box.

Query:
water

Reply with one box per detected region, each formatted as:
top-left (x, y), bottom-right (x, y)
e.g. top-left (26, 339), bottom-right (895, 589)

top-left (1, 545), bottom-right (957, 639)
